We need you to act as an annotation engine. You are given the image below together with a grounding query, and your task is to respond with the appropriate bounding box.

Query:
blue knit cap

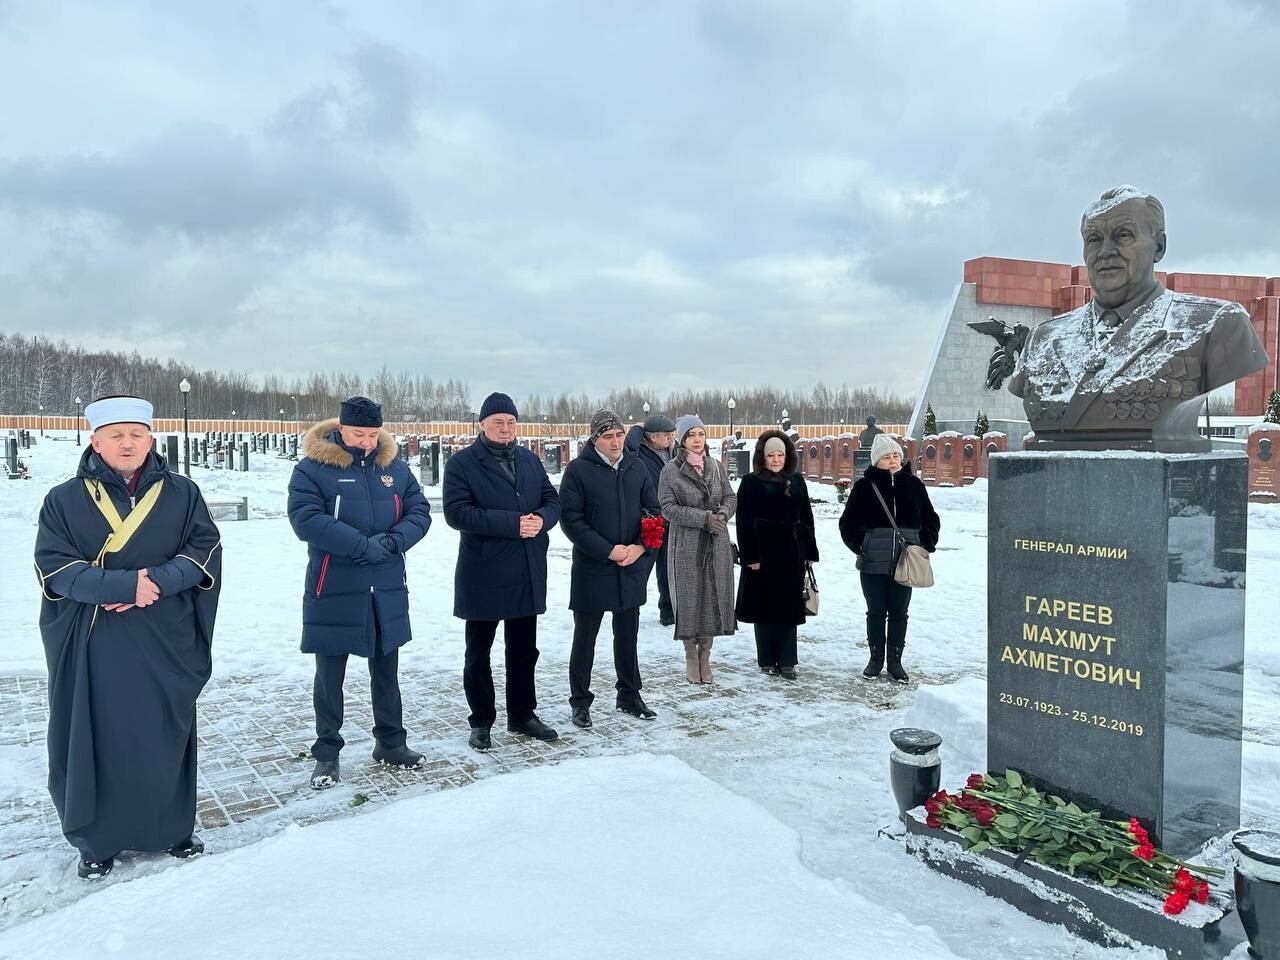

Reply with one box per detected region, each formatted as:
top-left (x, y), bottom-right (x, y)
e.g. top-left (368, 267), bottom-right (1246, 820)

top-left (674, 414), bottom-right (705, 445)
top-left (479, 392), bottom-right (519, 421)
top-left (339, 396), bottom-right (383, 427)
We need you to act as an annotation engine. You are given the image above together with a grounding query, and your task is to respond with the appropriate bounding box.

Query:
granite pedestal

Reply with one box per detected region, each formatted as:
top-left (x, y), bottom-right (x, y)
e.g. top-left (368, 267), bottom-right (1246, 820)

top-left (987, 451), bottom-right (1246, 855)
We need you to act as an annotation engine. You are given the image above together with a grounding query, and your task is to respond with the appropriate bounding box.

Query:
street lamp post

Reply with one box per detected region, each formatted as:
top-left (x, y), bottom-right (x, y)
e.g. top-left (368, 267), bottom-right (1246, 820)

top-left (179, 378), bottom-right (191, 477)
top-left (38, 404), bottom-right (43, 436)
top-left (290, 394), bottom-right (299, 427)
top-left (279, 408), bottom-right (285, 433)
top-left (75, 396), bottom-right (82, 446)
top-left (727, 397), bottom-right (736, 436)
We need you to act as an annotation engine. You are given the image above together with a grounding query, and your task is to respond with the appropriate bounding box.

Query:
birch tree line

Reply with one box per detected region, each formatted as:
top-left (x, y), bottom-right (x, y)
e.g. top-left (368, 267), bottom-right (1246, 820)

top-left (0, 331), bottom-right (914, 425)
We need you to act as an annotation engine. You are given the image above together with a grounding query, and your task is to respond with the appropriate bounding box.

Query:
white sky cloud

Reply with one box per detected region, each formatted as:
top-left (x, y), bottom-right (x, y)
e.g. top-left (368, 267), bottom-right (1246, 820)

top-left (0, 0), bottom-right (1275, 402)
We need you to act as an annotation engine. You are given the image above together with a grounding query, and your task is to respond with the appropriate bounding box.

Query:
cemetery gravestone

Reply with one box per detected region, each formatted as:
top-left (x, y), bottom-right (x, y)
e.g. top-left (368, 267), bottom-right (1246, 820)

top-left (987, 452), bottom-right (1246, 855)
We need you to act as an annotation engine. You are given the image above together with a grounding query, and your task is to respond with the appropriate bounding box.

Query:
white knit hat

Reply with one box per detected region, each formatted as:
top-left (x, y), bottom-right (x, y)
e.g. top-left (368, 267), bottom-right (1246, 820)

top-left (85, 396), bottom-right (153, 432)
top-left (869, 433), bottom-right (902, 466)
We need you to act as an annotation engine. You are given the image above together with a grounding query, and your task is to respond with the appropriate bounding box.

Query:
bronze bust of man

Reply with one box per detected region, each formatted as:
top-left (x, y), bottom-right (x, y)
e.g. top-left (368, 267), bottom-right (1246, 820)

top-left (1000, 186), bottom-right (1268, 452)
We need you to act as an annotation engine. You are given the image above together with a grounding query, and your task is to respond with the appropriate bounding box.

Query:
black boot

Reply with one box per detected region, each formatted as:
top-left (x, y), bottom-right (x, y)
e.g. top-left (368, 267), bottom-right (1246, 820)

top-left (77, 856), bottom-right (114, 880)
top-left (168, 835), bottom-right (205, 859)
top-left (862, 641), bottom-right (886, 679)
top-left (886, 643), bottom-right (909, 684)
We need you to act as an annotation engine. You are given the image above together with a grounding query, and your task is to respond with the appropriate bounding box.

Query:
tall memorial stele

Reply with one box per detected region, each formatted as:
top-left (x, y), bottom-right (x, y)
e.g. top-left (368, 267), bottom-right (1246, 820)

top-left (986, 186), bottom-right (1268, 855)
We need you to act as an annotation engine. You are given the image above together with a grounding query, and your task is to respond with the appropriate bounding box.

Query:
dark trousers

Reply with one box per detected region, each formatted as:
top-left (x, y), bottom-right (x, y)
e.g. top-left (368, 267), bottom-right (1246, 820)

top-left (754, 623), bottom-right (798, 670)
top-left (312, 630), bottom-right (405, 762)
top-left (653, 542), bottom-right (673, 623)
top-left (464, 615), bottom-right (539, 729)
top-left (860, 572), bottom-right (912, 649)
top-left (569, 607), bottom-right (641, 709)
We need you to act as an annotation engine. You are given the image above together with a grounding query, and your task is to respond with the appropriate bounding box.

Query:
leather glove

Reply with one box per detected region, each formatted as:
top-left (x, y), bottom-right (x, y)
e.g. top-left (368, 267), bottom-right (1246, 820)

top-left (705, 512), bottom-right (728, 537)
top-left (355, 537), bottom-right (393, 565)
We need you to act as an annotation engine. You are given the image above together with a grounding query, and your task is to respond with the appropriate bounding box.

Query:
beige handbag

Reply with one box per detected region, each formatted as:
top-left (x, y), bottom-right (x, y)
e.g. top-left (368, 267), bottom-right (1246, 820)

top-left (871, 485), bottom-right (935, 588)
top-left (802, 563), bottom-right (819, 616)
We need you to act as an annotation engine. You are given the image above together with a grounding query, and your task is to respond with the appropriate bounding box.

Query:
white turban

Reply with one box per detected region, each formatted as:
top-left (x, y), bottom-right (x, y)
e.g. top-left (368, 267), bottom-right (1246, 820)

top-left (85, 396), bottom-right (153, 432)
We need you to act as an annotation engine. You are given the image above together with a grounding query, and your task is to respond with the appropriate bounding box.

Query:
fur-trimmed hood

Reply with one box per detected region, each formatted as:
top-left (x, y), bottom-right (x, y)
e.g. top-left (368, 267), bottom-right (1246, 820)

top-left (751, 429), bottom-right (797, 477)
top-left (302, 418), bottom-right (399, 469)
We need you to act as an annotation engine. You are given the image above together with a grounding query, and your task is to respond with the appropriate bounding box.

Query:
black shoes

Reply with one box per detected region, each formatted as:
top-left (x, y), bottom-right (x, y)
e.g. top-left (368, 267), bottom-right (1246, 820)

top-left (508, 715), bottom-right (559, 741)
top-left (571, 706), bottom-right (592, 729)
top-left (778, 666), bottom-right (798, 680)
top-left (77, 856), bottom-right (114, 880)
top-left (372, 744), bottom-right (424, 768)
top-left (759, 664), bottom-right (779, 675)
top-left (310, 758), bottom-right (340, 790)
top-left (616, 698), bottom-right (657, 720)
top-left (469, 727), bottom-right (492, 751)
top-left (168, 835), bottom-right (204, 859)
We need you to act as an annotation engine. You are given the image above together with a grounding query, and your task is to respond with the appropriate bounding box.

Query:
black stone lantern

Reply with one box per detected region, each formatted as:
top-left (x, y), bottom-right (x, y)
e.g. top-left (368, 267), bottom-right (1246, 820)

top-left (890, 727), bottom-right (942, 817)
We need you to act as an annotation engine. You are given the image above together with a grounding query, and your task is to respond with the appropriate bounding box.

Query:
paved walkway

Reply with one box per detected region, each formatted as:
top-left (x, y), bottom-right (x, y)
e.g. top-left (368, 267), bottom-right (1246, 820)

top-left (0, 656), bottom-right (918, 867)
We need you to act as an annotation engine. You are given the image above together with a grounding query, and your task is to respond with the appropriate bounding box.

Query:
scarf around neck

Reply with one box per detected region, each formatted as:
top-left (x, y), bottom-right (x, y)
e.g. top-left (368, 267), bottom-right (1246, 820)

top-left (685, 449), bottom-right (705, 475)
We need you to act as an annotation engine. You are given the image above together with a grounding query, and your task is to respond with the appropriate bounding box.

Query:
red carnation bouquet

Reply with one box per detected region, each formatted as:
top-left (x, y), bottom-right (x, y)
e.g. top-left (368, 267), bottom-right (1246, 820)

top-left (924, 770), bottom-right (1221, 916)
top-left (640, 515), bottom-right (665, 549)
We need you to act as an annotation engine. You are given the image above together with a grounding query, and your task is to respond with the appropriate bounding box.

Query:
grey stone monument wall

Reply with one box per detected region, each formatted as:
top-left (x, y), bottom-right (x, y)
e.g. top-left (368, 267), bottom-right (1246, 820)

top-left (908, 282), bottom-right (1049, 443)
top-left (987, 450), bottom-right (1246, 854)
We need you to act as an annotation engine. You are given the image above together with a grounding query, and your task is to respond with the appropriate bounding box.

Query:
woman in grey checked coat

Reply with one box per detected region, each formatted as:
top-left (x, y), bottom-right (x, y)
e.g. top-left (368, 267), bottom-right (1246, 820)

top-left (658, 415), bottom-right (738, 684)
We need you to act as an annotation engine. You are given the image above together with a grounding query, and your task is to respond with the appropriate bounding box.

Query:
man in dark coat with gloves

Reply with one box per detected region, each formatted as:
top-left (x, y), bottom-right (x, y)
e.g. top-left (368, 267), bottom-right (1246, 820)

top-left (560, 409), bottom-right (660, 728)
top-left (625, 413), bottom-right (676, 626)
top-left (34, 395), bottom-right (222, 879)
top-left (444, 392), bottom-right (561, 752)
top-left (288, 397), bottom-right (432, 789)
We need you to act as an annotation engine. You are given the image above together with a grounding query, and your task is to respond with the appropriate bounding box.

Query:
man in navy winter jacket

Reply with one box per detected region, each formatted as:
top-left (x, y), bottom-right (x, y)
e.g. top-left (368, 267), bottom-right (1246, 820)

top-left (287, 397), bottom-right (432, 789)
top-left (443, 392), bottom-right (561, 752)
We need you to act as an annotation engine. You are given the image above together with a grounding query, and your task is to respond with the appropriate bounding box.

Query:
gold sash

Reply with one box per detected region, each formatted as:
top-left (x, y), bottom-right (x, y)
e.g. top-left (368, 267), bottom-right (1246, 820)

top-left (83, 478), bottom-right (164, 567)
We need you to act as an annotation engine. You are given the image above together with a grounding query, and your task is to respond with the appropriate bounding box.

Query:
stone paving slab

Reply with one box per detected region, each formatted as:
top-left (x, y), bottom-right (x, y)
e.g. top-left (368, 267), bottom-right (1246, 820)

top-left (0, 658), bottom-right (916, 860)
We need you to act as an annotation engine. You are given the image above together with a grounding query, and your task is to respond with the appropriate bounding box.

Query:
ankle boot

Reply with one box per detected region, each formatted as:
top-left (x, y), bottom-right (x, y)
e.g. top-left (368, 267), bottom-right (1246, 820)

top-left (863, 640), bottom-right (886, 679)
top-left (697, 637), bottom-right (713, 684)
top-left (886, 643), bottom-right (909, 684)
top-left (682, 639), bottom-right (700, 684)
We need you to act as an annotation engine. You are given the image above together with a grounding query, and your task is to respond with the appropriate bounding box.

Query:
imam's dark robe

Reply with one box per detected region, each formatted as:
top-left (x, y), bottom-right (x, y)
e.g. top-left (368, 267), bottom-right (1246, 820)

top-left (34, 448), bottom-right (222, 861)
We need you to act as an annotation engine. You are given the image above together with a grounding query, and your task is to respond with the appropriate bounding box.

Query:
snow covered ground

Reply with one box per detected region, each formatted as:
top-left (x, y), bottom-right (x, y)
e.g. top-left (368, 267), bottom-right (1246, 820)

top-left (1, 431), bottom-right (1277, 959)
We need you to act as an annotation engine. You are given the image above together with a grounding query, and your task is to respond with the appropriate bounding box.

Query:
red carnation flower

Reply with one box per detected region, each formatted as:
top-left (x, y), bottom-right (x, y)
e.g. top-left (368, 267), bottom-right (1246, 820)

top-left (1194, 880), bottom-right (1210, 905)
top-left (1173, 868), bottom-right (1196, 895)
top-left (1132, 844), bottom-right (1155, 861)
top-left (1163, 891), bottom-right (1190, 915)
top-left (1127, 818), bottom-right (1150, 845)
top-left (640, 516), bottom-right (665, 549)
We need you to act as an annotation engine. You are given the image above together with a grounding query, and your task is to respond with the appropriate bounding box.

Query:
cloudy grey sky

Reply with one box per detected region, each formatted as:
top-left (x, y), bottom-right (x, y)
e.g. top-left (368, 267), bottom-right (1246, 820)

top-left (1, 0), bottom-right (1276, 401)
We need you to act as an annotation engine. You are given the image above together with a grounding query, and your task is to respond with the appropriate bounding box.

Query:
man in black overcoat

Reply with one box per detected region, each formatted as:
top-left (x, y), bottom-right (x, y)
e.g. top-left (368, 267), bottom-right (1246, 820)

top-left (444, 392), bottom-right (561, 752)
top-left (560, 410), bottom-right (660, 728)
top-left (34, 396), bottom-right (222, 879)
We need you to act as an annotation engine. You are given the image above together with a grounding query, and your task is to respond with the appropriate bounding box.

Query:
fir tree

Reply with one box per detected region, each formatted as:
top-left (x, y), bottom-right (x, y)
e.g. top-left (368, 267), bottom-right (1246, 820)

top-left (974, 411), bottom-right (989, 437)
top-left (924, 403), bottom-right (937, 436)
top-left (1266, 390), bottom-right (1280, 424)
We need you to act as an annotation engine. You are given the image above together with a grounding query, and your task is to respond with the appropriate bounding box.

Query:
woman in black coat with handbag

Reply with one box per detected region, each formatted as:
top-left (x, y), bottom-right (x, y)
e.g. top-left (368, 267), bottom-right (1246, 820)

top-left (838, 433), bottom-right (940, 684)
top-left (734, 430), bottom-right (818, 680)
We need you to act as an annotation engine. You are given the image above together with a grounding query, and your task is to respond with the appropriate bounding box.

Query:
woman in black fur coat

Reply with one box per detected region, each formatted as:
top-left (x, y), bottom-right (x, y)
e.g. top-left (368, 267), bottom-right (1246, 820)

top-left (734, 430), bottom-right (818, 680)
